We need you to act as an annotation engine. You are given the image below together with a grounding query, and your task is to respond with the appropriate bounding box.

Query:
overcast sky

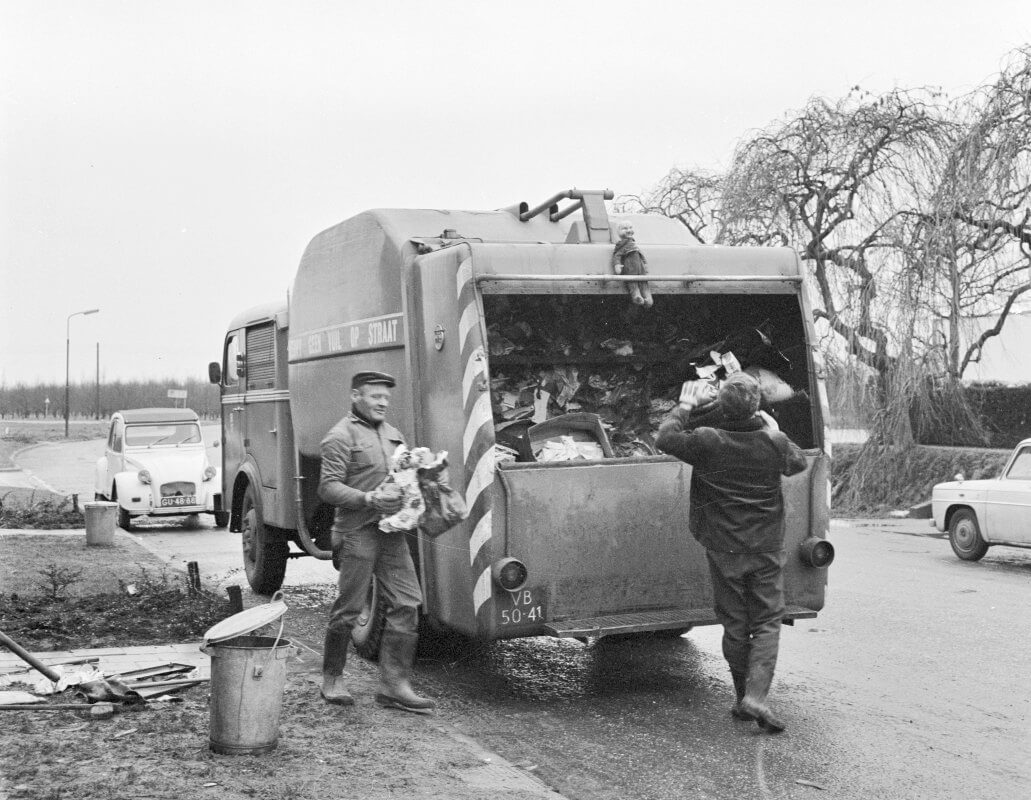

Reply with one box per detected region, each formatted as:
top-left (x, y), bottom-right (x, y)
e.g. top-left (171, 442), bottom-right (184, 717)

top-left (2, 1), bottom-right (1029, 386)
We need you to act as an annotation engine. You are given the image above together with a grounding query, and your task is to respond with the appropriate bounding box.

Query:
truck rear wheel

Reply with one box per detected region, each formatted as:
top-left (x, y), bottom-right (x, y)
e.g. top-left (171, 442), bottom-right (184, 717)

top-left (241, 483), bottom-right (288, 594)
top-left (351, 576), bottom-right (388, 662)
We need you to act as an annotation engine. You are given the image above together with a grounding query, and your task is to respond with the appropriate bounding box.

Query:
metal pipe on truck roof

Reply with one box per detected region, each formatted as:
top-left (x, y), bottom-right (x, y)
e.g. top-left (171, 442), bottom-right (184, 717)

top-left (519, 190), bottom-right (575, 221)
top-left (550, 200), bottom-right (584, 223)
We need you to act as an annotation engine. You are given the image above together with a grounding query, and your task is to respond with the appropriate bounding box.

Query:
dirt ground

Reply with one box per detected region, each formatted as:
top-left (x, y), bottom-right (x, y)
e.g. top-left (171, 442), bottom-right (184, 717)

top-left (0, 671), bottom-right (520, 800)
top-left (0, 533), bottom-right (553, 800)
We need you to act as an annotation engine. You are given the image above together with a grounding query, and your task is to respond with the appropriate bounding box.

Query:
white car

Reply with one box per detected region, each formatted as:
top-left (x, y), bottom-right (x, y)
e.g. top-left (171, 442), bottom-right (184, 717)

top-left (94, 408), bottom-right (228, 530)
top-left (932, 437), bottom-right (1031, 561)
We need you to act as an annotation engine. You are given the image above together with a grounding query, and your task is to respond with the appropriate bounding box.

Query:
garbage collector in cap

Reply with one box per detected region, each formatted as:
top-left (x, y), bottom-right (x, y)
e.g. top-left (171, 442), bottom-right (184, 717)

top-left (656, 371), bottom-right (807, 733)
top-left (316, 369), bottom-right (435, 713)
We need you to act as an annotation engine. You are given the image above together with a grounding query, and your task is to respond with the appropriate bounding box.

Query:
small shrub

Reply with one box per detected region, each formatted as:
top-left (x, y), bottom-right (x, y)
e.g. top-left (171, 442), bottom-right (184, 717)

top-left (0, 491), bottom-right (84, 529)
top-left (35, 563), bottom-right (85, 600)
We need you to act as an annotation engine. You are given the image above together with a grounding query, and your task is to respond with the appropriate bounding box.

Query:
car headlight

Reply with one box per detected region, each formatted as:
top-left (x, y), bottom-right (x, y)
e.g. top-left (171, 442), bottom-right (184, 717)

top-left (138, 469), bottom-right (152, 485)
top-left (203, 466), bottom-right (216, 481)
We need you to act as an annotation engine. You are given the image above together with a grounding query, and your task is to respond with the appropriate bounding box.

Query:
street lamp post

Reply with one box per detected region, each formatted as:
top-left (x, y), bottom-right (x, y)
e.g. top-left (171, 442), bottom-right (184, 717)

top-left (65, 308), bottom-right (99, 437)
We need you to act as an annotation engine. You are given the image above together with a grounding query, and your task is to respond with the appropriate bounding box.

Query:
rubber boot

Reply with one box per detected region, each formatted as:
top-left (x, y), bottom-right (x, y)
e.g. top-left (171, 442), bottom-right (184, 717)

top-left (739, 663), bottom-right (786, 733)
top-left (321, 626), bottom-right (354, 706)
top-left (730, 671), bottom-right (755, 721)
top-left (375, 630), bottom-right (435, 715)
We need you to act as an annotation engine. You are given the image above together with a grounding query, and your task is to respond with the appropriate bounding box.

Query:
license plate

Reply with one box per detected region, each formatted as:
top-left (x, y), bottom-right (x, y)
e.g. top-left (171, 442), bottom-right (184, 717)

top-left (160, 495), bottom-right (196, 507)
top-left (495, 586), bottom-right (547, 627)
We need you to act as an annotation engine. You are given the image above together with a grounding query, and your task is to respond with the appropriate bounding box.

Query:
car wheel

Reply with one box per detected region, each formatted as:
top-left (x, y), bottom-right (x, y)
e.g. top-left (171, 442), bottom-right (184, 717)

top-left (213, 511), bottom-right (230, 528)
top-left (948, 509), bottom-right (989, 561)
top-left (241, 483), bottom-right (288, 594)
top-left (351, 576), bottom-right (388, 662)
top-left (117, 506), bottom-right (133, 531)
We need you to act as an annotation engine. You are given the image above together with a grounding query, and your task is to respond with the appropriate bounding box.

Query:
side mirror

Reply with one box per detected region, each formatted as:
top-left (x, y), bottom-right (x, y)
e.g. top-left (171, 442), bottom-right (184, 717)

top-left (953, 472), bottom-right (965, 482)
top-left (208, 361), bottom-right (222, 384)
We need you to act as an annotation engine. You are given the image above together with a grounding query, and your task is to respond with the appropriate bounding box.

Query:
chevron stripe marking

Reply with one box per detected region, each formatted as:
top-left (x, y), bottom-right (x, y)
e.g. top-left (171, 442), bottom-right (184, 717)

top-left (465, 445), bottom-right (496, 511)
top-left (472, 567), bottom-right (492, 614)
top-left (468, 509), bottom-right (493, 566)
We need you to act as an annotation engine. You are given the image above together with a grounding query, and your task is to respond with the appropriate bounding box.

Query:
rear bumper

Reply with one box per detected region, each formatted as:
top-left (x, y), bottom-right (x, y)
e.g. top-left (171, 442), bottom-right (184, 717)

top-left (543, 605), bottom-right (819, 639)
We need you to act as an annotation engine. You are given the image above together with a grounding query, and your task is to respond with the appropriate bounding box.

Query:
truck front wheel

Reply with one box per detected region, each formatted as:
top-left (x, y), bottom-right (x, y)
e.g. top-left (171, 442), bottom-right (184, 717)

top-left (241, 483), bottom-right (288, 594)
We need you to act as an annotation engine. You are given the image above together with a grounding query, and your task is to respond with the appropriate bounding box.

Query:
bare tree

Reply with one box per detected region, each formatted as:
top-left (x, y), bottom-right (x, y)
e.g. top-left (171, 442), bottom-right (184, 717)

top-left (920, 47), bottom-right (1031, 378)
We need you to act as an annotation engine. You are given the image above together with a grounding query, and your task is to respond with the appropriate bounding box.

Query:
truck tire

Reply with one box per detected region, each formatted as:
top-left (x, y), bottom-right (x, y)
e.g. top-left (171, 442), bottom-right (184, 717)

top-left (213, 511), bottom-right (230, 528)
top-left (112, 486), bottom-right (132, 530)
top-left (351, 576), bottom-right (388, 662)
top-left (241, 483), bottom-right (288, 594)
top-left (948, 509), bottom-right (989, 561)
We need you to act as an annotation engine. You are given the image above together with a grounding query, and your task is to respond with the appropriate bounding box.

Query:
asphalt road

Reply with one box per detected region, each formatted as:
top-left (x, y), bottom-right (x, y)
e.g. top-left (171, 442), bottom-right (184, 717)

top-left (12, 426), bottom-right (338, 589)
top-left (11, 437), bottom-right (1031, 799)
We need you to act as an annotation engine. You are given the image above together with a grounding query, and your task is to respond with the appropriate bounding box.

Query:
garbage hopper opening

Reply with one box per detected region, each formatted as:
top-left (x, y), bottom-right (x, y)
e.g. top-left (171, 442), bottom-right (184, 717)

top-left (205, 634), bottom-right (295, 755)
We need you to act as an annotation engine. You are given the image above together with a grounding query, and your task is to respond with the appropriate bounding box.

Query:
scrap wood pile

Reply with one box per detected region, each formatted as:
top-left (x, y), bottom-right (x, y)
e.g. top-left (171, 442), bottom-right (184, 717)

top-left (484, 296), bottom-right (807, 460)
top-left (0, 632), bottom-right (206, 720)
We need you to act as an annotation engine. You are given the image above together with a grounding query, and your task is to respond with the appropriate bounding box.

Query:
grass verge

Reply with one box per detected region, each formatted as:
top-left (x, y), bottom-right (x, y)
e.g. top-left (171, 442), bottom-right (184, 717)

top-left (0, 534), bottom-right (227, 650)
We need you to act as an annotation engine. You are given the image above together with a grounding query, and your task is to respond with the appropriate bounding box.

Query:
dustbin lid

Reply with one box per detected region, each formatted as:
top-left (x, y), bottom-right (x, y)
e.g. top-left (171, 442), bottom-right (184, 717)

top-left (203, 590), bottom-right (287, 643)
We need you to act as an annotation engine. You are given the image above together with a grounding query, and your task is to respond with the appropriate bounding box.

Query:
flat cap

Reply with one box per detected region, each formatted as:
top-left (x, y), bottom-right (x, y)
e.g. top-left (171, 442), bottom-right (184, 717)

top-left (351, 370), bottom-right (396, 389)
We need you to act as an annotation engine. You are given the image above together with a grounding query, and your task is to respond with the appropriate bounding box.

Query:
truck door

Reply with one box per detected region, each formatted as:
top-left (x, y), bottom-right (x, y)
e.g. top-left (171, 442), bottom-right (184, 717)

top-left (409, 246), bottom-right (484, 631)
top-left (221, 330), bottom-right (247, 489)
top-left (243, 321), bottom-right (279, 489)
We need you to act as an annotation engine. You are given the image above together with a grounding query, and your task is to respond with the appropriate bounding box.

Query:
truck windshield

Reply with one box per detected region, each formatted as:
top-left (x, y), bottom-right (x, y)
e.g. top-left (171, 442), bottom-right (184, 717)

top-left (483, 293), bottom-right (818, 459)
top-left (125, 423), bottom-right (202, 447)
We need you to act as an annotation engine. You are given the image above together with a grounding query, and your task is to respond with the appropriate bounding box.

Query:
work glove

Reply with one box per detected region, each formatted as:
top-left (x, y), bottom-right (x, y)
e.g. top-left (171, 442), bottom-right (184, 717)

top-left (366, 481), bottom-right (404, 514)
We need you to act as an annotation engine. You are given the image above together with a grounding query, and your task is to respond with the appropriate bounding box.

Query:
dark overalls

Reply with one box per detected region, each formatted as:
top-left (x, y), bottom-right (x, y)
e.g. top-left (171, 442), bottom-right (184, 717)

top-left (318, 413), bottom-right (422, 674)
top-left (656, 412), bottom-right (807, 705)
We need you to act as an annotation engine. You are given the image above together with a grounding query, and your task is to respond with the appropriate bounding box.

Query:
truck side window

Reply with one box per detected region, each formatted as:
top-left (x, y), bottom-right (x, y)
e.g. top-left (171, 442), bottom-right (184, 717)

top-left (225, 333), bottom-right (242, 386)
top-left (110, 420), bottom-right (123, 452)
top-left (245, 322), bottom-right (276, 391)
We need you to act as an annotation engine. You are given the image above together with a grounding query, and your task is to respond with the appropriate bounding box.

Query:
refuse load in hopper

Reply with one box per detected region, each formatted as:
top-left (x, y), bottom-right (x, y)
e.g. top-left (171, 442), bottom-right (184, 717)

top-left (484, 295), bottom-right (812, 459)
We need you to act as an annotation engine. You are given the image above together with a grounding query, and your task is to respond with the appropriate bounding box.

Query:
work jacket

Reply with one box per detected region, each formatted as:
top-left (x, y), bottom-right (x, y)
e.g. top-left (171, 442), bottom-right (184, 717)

top-left (318, 412), bottom-right (405, 534)
top-left (655, 411), bottom-right (807, 553)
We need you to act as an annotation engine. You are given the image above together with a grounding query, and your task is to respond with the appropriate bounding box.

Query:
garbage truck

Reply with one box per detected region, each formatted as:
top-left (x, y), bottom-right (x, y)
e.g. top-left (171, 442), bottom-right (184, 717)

top-left (209, 188), bottom-right (834, 654)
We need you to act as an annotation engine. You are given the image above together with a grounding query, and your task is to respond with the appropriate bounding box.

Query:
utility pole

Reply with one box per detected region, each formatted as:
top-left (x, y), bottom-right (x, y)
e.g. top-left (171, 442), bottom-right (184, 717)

top-left (65, 308), bottom-right (99, 437)
top-left (96, 341), bottom-right (101, 420)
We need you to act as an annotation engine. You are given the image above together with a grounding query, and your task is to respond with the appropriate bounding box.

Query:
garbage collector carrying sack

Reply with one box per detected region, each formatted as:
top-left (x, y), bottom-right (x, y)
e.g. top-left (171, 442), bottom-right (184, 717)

top-left (316, 369), bottom-right (463, 714)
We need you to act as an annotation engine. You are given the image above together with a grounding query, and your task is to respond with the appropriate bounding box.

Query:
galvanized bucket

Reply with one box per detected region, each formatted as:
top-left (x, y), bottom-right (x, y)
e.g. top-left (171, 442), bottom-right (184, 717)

top-left (84, 501), bottom-right (117, 546)
top-left (203, 627), bottom-right (295, 755)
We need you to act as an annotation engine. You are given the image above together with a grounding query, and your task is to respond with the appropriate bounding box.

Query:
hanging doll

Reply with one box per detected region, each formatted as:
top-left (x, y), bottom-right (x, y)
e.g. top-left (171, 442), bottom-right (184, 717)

top-left (611, 221), bottom-right (653, 307)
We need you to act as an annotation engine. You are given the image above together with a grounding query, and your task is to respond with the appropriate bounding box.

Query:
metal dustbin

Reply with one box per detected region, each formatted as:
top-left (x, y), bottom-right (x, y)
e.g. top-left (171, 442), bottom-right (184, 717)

top-left (84, 501), bottom-right (117, 546)
top-left (201, 591), bottom-right (295, 755)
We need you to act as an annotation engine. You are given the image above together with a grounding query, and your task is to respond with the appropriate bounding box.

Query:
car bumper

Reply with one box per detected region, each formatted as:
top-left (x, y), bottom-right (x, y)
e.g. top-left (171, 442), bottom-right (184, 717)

top-left (118, 486), bottom-right (223, 516)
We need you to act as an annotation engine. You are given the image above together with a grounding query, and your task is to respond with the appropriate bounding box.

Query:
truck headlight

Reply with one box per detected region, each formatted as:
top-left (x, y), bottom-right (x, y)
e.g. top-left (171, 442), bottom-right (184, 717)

top-left (203, 466), bottom-right (216, 481)
top-left (137, 469), bottom-right (152, 485)
top-left (799, 537), bottom-right (835, 568)
top-left (491, 558), bottom-right (528, 592)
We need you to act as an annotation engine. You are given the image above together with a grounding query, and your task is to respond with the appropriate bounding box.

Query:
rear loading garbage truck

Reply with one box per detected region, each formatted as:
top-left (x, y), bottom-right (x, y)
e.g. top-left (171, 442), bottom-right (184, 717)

top-left (210, 188), bottom-right (834, 654)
